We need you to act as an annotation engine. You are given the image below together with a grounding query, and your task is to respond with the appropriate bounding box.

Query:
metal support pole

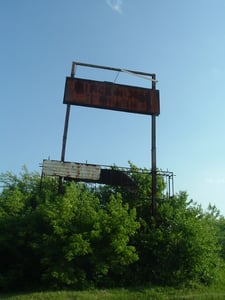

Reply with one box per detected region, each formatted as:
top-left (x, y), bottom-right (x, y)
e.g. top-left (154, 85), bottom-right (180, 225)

top-left (61, 104), bottom-right (71, 162)
top-left (61, 63), bottom-right (76, 161)
top-left (172, 173), bottom-right (174, 197)
top-left (151, 75), bottom-right (157, 216)
top-left (59, 63), bottom-right (75, 192)
top-left (168, 174), bottom-right (171, 198)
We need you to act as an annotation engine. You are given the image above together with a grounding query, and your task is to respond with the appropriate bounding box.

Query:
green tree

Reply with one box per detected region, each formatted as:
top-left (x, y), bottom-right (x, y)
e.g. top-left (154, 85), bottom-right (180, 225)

top-left (36, 183), bottom-right (139, 288)
top-left (124, 191), bottom-right (222, 286)
top-left (0, 166), bottom-right (224, 290)
top-left (0, 169), bottom-right (139, 290)
top-left (217, 216), bottom-right (225, 261)
top-left (95, 165), bottom-right (222, 286)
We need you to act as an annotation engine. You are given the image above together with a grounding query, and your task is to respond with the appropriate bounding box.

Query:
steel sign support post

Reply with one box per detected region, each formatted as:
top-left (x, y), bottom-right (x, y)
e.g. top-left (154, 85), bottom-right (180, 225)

top-left (59, 63), bottom-right (75, 192)
top-left (151, 74), bottom-right (157, 216)
top-left (61, 105), bottom-right (71, 162)
top-left (61, 63), bottom-right (75, 162)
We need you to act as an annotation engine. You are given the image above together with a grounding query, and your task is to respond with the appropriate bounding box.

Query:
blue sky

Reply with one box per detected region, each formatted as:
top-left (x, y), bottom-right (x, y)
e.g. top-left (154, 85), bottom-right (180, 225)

top-left (1, 0), bottom-right (225, 214)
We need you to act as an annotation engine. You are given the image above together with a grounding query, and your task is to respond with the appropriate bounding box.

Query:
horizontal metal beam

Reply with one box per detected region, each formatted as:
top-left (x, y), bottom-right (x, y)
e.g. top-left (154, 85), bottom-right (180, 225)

top-left (72, 61), bottom-right (156, 78)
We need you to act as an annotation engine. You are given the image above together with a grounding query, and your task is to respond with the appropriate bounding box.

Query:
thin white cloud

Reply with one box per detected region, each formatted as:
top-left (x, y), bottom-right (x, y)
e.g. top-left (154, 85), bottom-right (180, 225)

top-left (106, 0), bottom-right (123, 14)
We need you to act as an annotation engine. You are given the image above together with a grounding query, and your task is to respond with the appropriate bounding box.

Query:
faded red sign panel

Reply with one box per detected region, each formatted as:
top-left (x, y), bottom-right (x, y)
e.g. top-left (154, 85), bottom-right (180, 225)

top-left (63, 77), bottom-right (160, 115)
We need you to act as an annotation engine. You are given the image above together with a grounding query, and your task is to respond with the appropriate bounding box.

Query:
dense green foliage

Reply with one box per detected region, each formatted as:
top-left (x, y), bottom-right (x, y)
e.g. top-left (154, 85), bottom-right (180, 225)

top-left (0, 166), bottom-right (224, 291)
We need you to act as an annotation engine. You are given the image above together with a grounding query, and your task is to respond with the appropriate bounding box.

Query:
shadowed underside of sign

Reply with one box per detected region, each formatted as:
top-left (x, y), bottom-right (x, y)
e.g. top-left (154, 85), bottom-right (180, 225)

top-left (42, 160), bottom-right (137, 188)
top-left (63, 77), bottom-right (160, 115)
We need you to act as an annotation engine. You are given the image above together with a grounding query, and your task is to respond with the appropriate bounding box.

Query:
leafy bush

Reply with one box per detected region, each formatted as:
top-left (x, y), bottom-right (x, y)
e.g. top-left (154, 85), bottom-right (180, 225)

top-left (0, 169), bottom-right (139, 290)
top-left (0, 166), bottom-right (224, 291)
top-left (100, 164), bottom-right (223, 286)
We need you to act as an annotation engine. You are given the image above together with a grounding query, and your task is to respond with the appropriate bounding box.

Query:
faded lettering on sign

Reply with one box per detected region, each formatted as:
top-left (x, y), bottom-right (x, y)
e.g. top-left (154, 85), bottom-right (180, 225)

top-left (63, 77), bottom-right (160, 115)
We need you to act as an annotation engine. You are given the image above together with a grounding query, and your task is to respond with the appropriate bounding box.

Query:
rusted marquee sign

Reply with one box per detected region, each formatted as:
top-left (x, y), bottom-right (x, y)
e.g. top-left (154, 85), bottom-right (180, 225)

top-left (63, 77), bottom-right (160, 115)
top-left (42, 160), bottom-right (136, 188)
top-left (42, 159), bottom-right (101, 180)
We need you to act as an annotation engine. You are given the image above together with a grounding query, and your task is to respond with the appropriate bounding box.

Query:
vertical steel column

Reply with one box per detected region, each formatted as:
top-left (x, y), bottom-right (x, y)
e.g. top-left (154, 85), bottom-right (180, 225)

top-left (171, 175), bottom-right (173, 198)
top-left (168, 174), bottom-right (171, 198)
top-left (61, 105), bottom-right (71, 162)
top-left (151, 75), bottom-right (157, 216)
top-left (59, 63), bottom-right (75, 192)
top-left (60, 62), bottom-right (75, 162)
top-left (59, 104), bottom-right (70, 193)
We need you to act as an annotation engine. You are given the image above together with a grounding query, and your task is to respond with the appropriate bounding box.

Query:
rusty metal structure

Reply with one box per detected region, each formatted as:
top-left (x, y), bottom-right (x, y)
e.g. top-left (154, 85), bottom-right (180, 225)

top-left (42, 160), bottom-right (137, 188)
top-left (63, 77), bottom-right (160, 115)
top-left (42, 159), bottom-right (174, 197)
top-left (42, 61), bottom-right (174, 215)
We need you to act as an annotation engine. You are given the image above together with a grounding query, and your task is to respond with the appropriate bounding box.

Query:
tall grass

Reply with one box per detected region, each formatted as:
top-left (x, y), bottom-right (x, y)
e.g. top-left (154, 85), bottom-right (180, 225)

top-left (1, 286), bottom-right (225, 300)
